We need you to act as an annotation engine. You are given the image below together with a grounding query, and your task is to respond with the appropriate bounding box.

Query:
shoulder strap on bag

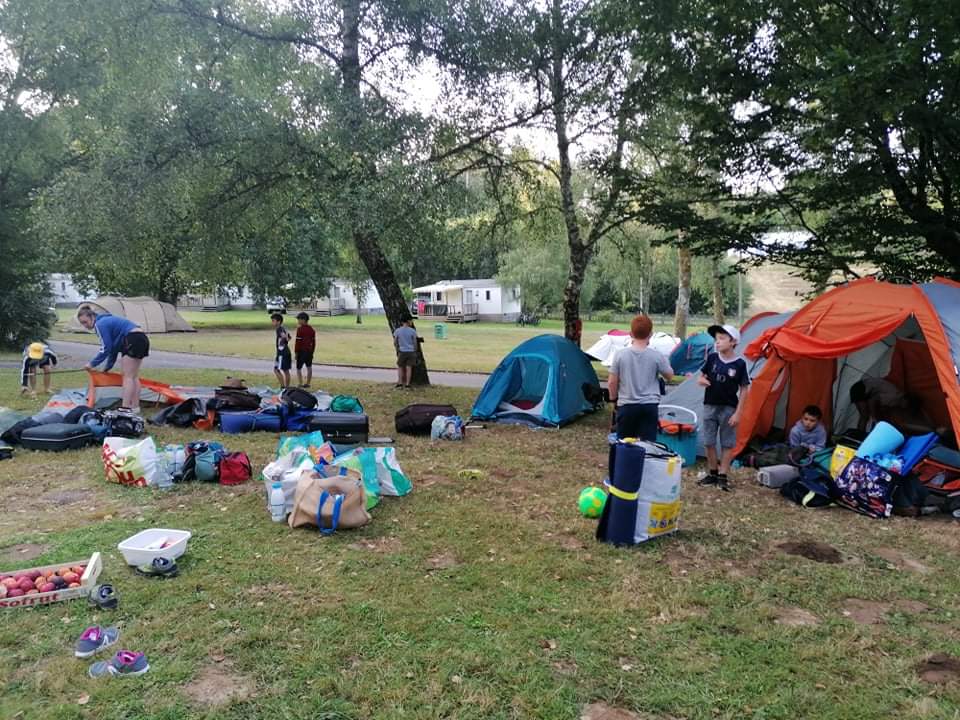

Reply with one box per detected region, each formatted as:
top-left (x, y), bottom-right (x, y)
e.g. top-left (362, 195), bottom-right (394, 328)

top-left (316, 490), bottom-right (343, 535)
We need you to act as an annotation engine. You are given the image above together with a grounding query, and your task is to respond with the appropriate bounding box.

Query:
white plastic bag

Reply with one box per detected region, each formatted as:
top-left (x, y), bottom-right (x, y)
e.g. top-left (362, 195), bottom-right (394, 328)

top-left (102, 436), bottom-right (162, 487)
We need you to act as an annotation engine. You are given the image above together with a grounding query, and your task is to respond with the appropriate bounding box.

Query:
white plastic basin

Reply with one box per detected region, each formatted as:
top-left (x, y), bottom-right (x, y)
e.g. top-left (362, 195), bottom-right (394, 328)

top-left (117, 528), bottom-right (192, 566)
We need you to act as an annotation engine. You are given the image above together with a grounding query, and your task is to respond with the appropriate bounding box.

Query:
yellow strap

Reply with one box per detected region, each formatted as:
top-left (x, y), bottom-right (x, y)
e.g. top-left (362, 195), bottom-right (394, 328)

top-left (608, 485), bottom-right (638, 501)
top-left (667, 457), bottom-right (677, 474)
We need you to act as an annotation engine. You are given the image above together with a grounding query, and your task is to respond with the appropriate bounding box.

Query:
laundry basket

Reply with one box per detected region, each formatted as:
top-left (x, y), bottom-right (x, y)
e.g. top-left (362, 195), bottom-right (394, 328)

top-left (657, 404), bottom-right (698, 467)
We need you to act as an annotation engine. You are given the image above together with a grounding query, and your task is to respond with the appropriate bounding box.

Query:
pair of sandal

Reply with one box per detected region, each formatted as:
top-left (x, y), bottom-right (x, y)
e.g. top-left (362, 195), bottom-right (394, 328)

top-left (135, 557), bottom-right (179, 578)
top-left (75, 626), bottom-right (149, 678)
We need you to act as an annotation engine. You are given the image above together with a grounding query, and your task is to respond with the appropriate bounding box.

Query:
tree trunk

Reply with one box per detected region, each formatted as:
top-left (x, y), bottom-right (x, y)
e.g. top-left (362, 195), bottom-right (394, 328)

top-left (674, 242), bottom-right (692, 338)
top-left (712, 255), bottom-right (725, 325)
top-left (339, 0), bottom-right (428, 383)
top-left (551, 0), bottom-right (590, 346)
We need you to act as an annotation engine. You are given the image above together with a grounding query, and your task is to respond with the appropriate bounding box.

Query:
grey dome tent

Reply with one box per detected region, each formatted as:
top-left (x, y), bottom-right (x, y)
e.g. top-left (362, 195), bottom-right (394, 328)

top-left (66, 296), bottom-right (195, 333)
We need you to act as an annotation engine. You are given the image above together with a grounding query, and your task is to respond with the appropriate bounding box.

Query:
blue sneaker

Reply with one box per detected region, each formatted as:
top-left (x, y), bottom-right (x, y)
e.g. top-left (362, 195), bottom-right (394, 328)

top-left (74, 626), bottom-right (120, 659)
top-left (89, 650), bottom-right (149, 678)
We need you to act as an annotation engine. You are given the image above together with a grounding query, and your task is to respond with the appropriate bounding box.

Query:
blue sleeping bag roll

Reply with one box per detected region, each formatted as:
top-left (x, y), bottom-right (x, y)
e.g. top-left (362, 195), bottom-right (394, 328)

top-left (596, 442), bottom-right (645, 546)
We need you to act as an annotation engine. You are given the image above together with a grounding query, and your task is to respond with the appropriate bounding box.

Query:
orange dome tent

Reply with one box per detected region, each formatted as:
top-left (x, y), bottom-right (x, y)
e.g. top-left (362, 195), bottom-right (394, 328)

top-left (735, 277), bottom-right (960, 453)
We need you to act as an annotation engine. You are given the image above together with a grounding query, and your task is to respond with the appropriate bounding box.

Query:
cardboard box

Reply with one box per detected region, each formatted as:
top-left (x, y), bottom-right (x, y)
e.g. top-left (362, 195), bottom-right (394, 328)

top-left (0, 552), bottom-right (102, 609)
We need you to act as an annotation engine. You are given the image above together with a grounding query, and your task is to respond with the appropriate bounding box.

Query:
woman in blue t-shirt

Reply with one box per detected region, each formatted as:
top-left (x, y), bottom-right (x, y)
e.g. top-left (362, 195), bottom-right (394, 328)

top-left (77, 306), bottom-right (151, 413)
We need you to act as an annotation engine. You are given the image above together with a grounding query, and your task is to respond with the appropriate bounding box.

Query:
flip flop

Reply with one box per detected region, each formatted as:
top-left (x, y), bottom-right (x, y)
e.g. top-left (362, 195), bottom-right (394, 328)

top-left (134, 557), bottom-right (179, 578)
top-left (89, 650), bottom-right (149, 678)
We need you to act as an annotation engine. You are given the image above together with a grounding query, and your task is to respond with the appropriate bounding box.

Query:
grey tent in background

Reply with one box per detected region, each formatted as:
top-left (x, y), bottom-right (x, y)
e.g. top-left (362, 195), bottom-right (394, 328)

top-left (65, 296), bottom-right (195, 333)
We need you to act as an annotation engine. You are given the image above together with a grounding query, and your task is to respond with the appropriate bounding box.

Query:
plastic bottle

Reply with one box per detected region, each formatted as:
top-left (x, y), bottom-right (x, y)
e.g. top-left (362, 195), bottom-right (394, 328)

top-left (269, 482), bottom-right (286, 522)
top-left (156, 454), bottom-right (173, 491)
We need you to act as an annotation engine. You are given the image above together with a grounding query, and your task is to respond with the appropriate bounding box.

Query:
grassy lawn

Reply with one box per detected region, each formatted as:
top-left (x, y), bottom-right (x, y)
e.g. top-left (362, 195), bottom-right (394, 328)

top-left (52, 310), bottom-right (708, 374)
top-left (1, 368), bottom-right (959, 719)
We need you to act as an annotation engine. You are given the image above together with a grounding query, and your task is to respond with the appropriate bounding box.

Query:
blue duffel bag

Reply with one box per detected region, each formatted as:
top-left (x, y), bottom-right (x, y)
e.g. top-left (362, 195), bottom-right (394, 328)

top-left (219, 405), bottom-right (287, 433)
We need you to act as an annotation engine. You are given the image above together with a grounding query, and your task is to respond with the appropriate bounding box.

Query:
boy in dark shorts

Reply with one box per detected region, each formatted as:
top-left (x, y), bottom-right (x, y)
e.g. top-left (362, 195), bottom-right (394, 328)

top-left (697, 324), bottom-right (750, 491)
top-left (271, 313), bottom-right (292, 388)
top-left (294, 312), bottom-right (316, 388)
top-left (392, 318), bottom-right (418, 389)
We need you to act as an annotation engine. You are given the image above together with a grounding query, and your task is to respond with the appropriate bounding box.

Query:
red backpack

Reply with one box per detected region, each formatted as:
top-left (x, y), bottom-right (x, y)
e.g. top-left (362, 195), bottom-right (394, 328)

top-left (219, 452), bottom-right (252, 485)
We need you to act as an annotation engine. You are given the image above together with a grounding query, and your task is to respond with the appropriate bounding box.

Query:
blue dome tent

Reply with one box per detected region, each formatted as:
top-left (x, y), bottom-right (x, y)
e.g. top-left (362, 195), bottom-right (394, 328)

top-left (471, 335), bottom-right (601, 427)
top-left (669, 331), bottom-right (715, 375)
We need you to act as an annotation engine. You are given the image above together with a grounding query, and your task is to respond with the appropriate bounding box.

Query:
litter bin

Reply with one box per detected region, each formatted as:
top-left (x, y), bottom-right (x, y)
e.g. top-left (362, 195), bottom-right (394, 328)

top-left (434, 323), bottom-right (448, 340)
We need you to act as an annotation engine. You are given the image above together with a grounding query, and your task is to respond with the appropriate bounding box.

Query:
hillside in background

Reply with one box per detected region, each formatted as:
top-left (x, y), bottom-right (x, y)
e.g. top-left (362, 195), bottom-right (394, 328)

top-left (744, 263), bottom-right (814, 314)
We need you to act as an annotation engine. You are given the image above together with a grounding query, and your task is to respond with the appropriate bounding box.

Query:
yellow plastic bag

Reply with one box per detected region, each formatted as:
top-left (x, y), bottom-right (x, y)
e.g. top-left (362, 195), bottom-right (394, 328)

top-left (830, 445), bottom-right (857, 479)
top-left (635, 500), bottom-right (682, 542)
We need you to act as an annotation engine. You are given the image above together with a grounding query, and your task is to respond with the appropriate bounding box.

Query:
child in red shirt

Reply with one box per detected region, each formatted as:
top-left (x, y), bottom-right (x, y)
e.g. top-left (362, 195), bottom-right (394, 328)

top-left (294, 312), bottom-right (317, 388)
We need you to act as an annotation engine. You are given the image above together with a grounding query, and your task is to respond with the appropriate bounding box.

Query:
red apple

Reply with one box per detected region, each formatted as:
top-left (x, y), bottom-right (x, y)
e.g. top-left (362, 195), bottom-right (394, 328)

top-left (71, 566), bottom-right (86, 576)
top-left (39, 582), bottom-right (56, 593)
top-left (68, 582), bottom-right (81, 588)
top-left (13, 572), bottom-right (29, 582)
top-left (1, 578), bottom-right (17, 590)
top-left (7, 588), bottom-right (24, 598)
top-left (26, 570), bottom-right (42, 580)
top-left (17, 578), bottom-right (33, 592)
top-left (57, 567), bottom-right (71, 577)
top-left (25, 589), bottom-right (38, 595)
top-left (61, 571), bottom-right (80, 584)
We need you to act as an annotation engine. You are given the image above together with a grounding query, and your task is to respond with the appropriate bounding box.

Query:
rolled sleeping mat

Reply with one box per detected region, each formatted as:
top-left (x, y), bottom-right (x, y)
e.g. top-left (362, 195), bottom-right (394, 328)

top-left (597, 442), bottom-right (645, 546)
top-left (756, 464), bottom-right (799, 488)
top-left (856, 421), bottom-right (905, 459)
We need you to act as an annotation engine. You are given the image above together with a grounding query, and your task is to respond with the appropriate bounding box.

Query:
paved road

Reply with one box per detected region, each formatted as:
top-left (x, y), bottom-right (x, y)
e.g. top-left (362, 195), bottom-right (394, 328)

top-left (22, 340), bottom-right (492, 388)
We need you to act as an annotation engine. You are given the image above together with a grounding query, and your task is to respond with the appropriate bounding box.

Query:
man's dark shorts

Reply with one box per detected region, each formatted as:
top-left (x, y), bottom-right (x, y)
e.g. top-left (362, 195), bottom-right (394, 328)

top-left (397, 351), bottom-right (417, 368)
top-left (296, 351), bottom-right (314, 369)
top-left (275, 349), bottom-right (292, 371)
top-left (121, 331), bottom-right (150, 359)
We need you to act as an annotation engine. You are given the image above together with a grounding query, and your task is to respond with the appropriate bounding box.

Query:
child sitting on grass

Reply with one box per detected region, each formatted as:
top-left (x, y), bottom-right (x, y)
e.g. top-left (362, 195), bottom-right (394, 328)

top-left (789, 405), bottom-right (827, 453)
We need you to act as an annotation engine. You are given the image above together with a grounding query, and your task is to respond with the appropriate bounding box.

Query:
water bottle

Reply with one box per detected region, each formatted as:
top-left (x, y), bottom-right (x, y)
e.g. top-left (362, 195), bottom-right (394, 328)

top-left (156, 454), bottom-right (173, 491)
top-left (269, 482), bottom-right (286, 522)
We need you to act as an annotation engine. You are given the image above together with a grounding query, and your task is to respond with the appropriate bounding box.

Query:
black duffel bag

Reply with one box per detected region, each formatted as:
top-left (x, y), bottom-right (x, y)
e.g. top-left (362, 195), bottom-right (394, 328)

top-left (395, 403), bottom-right (458, 435)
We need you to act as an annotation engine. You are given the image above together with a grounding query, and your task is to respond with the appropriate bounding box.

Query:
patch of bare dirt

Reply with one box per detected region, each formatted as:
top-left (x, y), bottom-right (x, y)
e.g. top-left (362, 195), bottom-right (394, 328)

top-left (873, 547), bottom-right (932, 574)
top-left (916, 653), bottom-right (960, 684)
top-left (895, 599), bottom-right (932, 614)
top-left (774, 606), bottom-right (821, 627)
top-left (551, 658), bottom-right (578, 676)
top-left (425, 552), bottom-right (460, 571)
top-left (0, 542), bottom-right (50, 563)
top-left (553, 533), bottom-right (588, 551)
top-left (40, 489), bottom-right (94, 506)
top-left (417, 473), bottom-right (450, 488)
top-left (347, 536), bottom-right (402, 554)
top-left (841, 599), bottom-right (891, 625)
top-left (777, 540), bottom-right (843, 564)
top-left (581, 703), bottom-right (679, 720)
top-left (181, 662), bottom-right (256, 707)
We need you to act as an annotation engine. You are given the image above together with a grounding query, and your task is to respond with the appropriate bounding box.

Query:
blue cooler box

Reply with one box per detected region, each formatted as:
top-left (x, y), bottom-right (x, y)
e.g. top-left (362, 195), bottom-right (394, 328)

top-left (657, 405), bottom-right (698, 467)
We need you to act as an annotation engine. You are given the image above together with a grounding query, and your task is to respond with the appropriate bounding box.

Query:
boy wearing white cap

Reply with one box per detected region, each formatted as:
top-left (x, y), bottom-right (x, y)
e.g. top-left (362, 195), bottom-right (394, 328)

top-left (20, 342), bottom-right (58, 396)
top-left (697, 324), bottom-right (749, 491)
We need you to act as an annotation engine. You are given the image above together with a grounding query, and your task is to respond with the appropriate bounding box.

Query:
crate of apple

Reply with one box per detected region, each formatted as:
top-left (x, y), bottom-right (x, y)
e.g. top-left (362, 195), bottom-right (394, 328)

top-left (0, 552), bottom-right (102, 609)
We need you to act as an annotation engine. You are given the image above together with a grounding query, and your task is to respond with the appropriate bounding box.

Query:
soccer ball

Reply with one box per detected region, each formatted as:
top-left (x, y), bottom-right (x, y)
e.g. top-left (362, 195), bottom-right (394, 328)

top-left (578, 486), bottom-right (607, 518)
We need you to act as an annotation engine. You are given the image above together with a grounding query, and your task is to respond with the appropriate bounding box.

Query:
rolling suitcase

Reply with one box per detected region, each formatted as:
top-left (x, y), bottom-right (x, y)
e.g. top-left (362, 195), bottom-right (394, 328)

top-left (308, 412), bottom-right (370, 444)
top-left (395, 404), bottom-right (457, 435)
top-left (20, 423), bottom-right (95, 451)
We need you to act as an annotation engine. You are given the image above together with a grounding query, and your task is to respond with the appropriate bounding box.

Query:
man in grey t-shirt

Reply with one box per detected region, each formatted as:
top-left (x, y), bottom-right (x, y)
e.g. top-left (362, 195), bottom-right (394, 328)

top-left (393, 319), bottom-right (419, 389)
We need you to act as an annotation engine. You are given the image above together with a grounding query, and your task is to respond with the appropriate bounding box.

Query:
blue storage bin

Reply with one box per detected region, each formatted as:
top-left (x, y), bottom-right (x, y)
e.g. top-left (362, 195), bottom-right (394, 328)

top-left (657, 404), bottom-right (698, 467)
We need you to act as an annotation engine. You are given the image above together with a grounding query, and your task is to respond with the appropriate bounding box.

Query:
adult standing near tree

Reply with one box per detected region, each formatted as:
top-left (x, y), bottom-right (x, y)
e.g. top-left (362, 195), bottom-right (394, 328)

top-left (77, 305), bottom-right (150, 414)
top-left (607, 315), bottom-right (674, 441)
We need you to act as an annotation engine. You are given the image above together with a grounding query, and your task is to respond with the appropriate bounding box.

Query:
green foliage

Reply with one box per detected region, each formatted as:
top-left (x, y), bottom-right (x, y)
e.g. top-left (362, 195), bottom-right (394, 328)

top-left (669, 0), bottom-right (960, 279)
